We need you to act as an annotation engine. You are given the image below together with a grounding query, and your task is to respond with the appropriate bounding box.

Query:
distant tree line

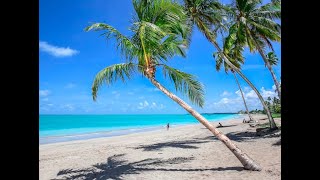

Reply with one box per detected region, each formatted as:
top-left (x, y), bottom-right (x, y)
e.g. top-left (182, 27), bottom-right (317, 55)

top-left (238, 96), bottom-right (281, 114)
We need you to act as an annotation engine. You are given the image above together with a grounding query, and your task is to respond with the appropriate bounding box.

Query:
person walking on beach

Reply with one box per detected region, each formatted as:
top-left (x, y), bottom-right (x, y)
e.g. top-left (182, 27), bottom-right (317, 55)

top-left (167, 123), bottom-right (170, 130)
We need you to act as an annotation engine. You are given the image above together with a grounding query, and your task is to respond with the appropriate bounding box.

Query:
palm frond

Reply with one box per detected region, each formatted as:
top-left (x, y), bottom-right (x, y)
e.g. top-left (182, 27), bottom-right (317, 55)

top-left (248, 20), bottom-right (281, 42)
top-left (213, 51), bottom-right (223, 72)
top-left (223, 23), bottom-right (238, 53)
top-left (85, 23), bottom-right (137, 61)
top-left (138, 21), bottom-right (166, 47)
top-left (252, 0), bottom-right (281, 19)
top-left (161, 65), bottom-right (205, 107)
top-left (156, 35), bottom-right (187, 61)
top-left (213, 50), bottom-right (242, 73)
top-left (195, 17), bottom-right (216, 43)
top-left (259, 34), bottom-right (274, 51)
top-left (92, 63), bottom-right (138, 101)
top-left (132, 0), bottom-right (152, 21)
top-left (250, 16), bottom-right (281, 34)
top-left (213, 51), bottom-right (230, 73)
top-left (244, 27), bottom-right (256, 52)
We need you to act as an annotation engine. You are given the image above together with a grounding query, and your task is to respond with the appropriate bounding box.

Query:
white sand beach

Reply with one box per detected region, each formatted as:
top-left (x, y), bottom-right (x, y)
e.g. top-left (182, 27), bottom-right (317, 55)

top-left (39, 114), bottom-right (281, 180)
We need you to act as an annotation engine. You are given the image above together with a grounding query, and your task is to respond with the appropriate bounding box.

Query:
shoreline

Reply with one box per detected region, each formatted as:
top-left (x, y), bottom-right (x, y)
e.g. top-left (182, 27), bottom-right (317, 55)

top-left (40, 114), bottom-right (245, 145)
top-left (40, 114), bottom-right (281, 180)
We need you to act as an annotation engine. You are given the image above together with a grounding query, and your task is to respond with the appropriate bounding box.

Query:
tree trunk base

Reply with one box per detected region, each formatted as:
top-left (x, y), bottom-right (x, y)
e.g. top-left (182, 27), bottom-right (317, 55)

top-left (269, 126), bottom-right (278, 131)
top-left (244, 165), bottom-right (262, 171)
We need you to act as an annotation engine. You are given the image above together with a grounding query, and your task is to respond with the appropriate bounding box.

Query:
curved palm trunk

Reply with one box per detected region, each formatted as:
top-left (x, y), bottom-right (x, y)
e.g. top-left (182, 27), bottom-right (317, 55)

top-left (149, 77), bottom-right (262, 171)
top-left (211, 41), bottom-right (277, 130)
top-left (232, 71), bottom-right (254, 122)
top-left (255, 43), bottom-right (281, 101)
top-left (195, 20), bottom-right (277, 129)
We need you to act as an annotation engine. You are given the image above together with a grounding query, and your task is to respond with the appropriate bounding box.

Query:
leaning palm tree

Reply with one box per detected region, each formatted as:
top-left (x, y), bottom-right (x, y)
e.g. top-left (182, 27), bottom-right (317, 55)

top-left (223, 0), bottom-right (281, 101)
top-left (86, 0), bottom-right (261, 171)
top-left (214, 50), bottom-right (254, 122)
top-left (183, 0), bottom-right (277, 129)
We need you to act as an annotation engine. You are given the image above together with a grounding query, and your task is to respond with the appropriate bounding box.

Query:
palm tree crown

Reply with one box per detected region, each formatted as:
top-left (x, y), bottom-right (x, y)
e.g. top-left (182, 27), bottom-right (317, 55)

top-left (265, 51), bottom-right (279, 66)
top-left (85, 0), bottom-right (204, 107)
top-left (183, 0), bottom-right (227, 43)
top-left (223, 0), bottom-right (281, 53)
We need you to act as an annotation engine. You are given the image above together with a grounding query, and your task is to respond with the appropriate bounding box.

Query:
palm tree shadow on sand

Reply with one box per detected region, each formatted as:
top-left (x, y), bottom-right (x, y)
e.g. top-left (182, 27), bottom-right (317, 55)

top-left (133, 139), bottom-right (211, 151)
top-left (193, 130), bottom-right (281, 143)
top-left (54, 154), bottom-right (243, 180)
top-left (224, 131), bottom-right (281, 142)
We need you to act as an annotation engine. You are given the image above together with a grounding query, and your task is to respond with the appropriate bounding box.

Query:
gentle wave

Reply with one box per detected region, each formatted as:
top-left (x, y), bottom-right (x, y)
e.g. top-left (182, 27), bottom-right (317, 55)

top-left (39, 114), bottom-right (241, 144)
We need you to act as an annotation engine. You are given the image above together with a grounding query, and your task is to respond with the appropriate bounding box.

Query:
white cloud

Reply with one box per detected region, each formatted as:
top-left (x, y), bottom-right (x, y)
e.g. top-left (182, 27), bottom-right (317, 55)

top-left (137, 100), bottom-right (165, 110)
top-left (39, 103), bottom-right (54, 111)
top-left (150, 102), bottom-right (157, 109)
top-left (147, 88), bottom-right (160, 92)
top-left (61, 104), bottom-right (75, 111)
top-left (159, 104), bottom-right (165, 109)
top-left (42, 98), bottom-right (49, 102)
top-left (220, 98), bottom-right (231, 104)
top-left (65, 83), bottom-right (76, 89)
top-left (39, 90), bottom-right (50, 97)
top-left (111, 91), bottom-right (120, 98)
top-left (243, 86), bottom-right (250, 91)
top-left (39, 41), bottom-right (79, 57)
top-left (221, 90), bottom-right (231, 97)
top-left (138, 100), bottom-right (149, 109)
top-left (261, 87), bottom-right (277, 99)
top-left (241, 87), bottom-right (276, 99)
top-left (128, 92), bottom-right (134, 95)
top-left (235, 90), bottom-right (241, 97)
top-left (208, 86), bottom-right (278, 112)
top-left (245, 90), bottom-right (258, 99)
top-left (152, 103), bottom-right (165, 110)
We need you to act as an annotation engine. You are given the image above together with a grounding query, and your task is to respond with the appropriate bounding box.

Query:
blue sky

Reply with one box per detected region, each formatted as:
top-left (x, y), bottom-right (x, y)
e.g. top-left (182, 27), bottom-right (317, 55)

top-left (39, 0), bottom-right (281, 114)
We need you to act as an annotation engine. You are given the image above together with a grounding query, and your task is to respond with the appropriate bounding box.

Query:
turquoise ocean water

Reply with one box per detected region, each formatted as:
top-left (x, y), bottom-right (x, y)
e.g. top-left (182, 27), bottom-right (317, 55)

top-left (40, 114), bottom-right (241, 144)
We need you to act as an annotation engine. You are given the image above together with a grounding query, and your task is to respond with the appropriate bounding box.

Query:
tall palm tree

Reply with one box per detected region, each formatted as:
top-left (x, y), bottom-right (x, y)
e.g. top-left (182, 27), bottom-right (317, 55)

top-left (183, 0), bottom-right (277, 129)
top-left (214, 50), bottom-right (254, 122)
top-left (223, 0), bottom-right (281, 101)
top-left (86, 0), bottom-right (261, 171)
